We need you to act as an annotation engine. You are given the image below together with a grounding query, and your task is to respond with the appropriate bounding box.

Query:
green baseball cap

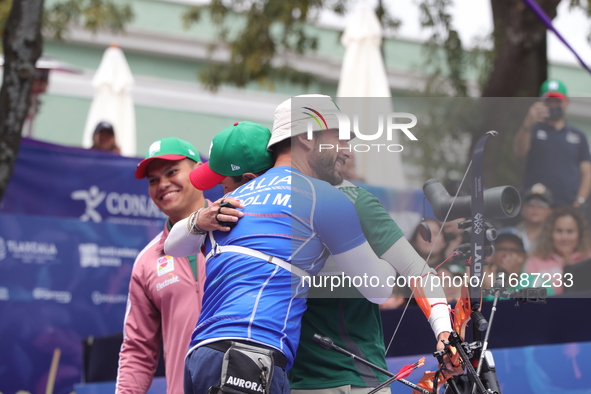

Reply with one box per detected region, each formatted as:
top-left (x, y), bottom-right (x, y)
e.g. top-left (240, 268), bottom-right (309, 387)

top-left (190, 121), bottom-right (273, 190)
top-left (540, 79), bottom-right (568, 98)
top-left (135, 137), bottom-right (200, 179)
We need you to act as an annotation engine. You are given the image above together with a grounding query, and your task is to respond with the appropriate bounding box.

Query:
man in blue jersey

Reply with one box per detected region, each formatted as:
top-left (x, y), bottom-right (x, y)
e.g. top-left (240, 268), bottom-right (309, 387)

top-left (167, 109), bottom-right (396, 394)
top-left (168, 96), bottom-right (459, 394)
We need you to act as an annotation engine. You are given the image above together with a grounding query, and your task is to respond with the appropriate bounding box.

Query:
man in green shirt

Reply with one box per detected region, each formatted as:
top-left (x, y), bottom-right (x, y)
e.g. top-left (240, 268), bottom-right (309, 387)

top-left (289, 178), bottom-right (455, 393)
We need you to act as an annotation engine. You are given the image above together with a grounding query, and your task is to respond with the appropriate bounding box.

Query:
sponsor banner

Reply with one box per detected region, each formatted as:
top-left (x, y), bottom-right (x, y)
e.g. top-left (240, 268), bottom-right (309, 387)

top-left (0, 138), bottom-right (223, 224)
top-left (0, 212), bottom-right (159, 394)
top-left (0, 139), bottom-right (428, 234)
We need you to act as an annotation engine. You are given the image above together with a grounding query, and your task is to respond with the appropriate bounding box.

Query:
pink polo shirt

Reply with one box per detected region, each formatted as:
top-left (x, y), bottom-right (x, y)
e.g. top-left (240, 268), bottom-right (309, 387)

top-left (116, 221), bottom-right (206, 394)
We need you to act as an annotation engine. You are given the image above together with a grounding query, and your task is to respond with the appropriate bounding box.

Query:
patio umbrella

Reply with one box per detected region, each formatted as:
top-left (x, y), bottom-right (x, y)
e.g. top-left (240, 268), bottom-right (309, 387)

top-left (337, 3), bottom-right (406, 188)
top-left (82, 45), bottom-right (136, 156)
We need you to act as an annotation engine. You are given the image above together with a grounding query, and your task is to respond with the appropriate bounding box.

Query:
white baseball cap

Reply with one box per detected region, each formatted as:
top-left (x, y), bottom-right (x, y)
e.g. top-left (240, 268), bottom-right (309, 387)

top-left (268, 94), bottom-right (344, 149)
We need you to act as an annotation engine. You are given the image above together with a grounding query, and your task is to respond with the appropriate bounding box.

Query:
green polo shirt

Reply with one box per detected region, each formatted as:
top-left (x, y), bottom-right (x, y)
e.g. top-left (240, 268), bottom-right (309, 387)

top-left (288, 184), bottom-right (404, 389)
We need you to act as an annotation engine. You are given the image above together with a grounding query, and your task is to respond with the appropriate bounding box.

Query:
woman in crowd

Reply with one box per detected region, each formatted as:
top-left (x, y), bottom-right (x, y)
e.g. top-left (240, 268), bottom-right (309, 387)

top-left (382, 219), bottom-right (450, 309)
top-left (410, 219), bottom-right (447, 267)
top-left (408, 219), bottom-right (464, 302)
top-left (525, 206), bottom-right (591, 295)
top-left (442, 217), bottom-right (466, 259)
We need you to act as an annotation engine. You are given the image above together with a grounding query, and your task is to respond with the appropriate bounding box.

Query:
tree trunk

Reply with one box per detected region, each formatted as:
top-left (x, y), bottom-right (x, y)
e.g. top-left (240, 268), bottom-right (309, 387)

top-left (0, 0), bottom-right (44, 202)
top-left (475, 0), bottom-right (560, 188)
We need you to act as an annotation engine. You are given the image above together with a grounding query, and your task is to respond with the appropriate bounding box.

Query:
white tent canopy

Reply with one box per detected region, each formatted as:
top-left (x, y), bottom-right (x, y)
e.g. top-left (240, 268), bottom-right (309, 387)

top-left (82, 45), bottom-right (136, 157)
top-left (337, 3), bottom-right (407, 188)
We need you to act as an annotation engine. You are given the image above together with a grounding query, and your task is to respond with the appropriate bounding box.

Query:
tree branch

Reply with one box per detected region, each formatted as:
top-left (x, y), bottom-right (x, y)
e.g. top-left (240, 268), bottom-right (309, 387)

top-left (0, 0), bottom-right (44, 202)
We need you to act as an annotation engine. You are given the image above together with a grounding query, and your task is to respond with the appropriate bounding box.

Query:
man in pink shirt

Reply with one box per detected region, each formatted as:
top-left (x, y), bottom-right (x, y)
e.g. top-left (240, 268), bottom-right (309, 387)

top-left (116, 137), bottom-right (215, 394)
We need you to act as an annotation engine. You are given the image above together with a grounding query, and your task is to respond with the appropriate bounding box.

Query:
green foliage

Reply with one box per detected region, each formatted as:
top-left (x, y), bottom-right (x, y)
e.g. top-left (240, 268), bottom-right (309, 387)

top-left (569, 0), bottom-right (591, 42)
top-left (404, 98), bottom-right (480, 183)
top-left (418, 0), bottom-right (468, 97)
top-left (182, 0), bottom-right (400, 91)
top-left (404, 0), bottom-right (473, 184)
top-left (184, 0), bottom-right (399, 92)
top-left (374, 0), bottom-right (401, 32)
top-left (569, 0), bottom-right (591, 15)
top-left (0, 0), bottom-right (133, 52)
top-left (42, 0), bottom-right (134, 39)
top-left (184, 0), bottom-right (330, 91)
top-left (465, 34), bottom-right (495, 93)
top-left (0, 0), bottom-right (12, 41)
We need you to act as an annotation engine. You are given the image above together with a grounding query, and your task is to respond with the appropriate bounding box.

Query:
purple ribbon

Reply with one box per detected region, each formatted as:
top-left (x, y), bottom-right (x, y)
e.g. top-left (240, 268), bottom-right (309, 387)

top-left (523, 0), bottom-right (591, 75)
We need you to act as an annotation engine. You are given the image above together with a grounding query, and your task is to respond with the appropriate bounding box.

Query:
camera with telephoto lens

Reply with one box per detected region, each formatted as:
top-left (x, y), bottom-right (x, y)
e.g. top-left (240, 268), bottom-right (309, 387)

top-left (423, 179), bottom-right (521, 222)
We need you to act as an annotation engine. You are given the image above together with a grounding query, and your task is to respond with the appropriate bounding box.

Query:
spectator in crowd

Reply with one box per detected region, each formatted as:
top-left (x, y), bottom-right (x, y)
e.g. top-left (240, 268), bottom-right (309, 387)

top-left (90, 121), bottom-right (120, 153)
top-left (517, 183), bottom-right (553, 253)
top-left (408, 219), bottom-right (465, 302)
top-left (439, 181), bottom-right (469, 261)
top-left (116, 137), bottom-right (238, 394)
top-left (442, 217), bottom-right (467, 264)
top-left (410, 219), bottom-right (446, 267)
top-left (483, 227), bottom-right (527, 289)
top-left (513, 79), bottom-right (591, 207)
top-left (525, 206), bottom-right (591, 295)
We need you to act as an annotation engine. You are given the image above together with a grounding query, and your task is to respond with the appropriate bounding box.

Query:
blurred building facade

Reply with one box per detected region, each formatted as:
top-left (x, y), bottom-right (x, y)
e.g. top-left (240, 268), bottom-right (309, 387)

top-left (27, 0), bottom-right (591, 167)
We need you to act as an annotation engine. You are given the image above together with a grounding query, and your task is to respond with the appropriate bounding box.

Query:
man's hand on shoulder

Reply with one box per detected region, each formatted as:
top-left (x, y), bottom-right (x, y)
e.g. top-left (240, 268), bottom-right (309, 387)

top-left (198, 197), bottom-right (244, 232)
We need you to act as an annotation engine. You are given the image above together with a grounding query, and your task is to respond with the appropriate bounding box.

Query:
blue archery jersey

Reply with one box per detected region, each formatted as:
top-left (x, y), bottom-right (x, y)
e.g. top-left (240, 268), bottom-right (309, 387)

top-left (188, 167), bottom-right (367, 369)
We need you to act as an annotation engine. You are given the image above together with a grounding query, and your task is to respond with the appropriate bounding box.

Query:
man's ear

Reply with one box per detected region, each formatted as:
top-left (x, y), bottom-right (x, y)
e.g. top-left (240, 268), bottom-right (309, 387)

top-left (295, 133), bottom-right (314, 151)
top-left (189, 160), bottom-right (202, 169)
top-left (242, 173), bottom-right (257, 182)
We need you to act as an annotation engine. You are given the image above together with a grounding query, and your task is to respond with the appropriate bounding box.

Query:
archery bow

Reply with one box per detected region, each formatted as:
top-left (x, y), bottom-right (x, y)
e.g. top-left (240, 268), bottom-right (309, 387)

top-left (315, 131), bottom-right (502, 394)
top-left (393, 131), bottom-right (499, 394)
